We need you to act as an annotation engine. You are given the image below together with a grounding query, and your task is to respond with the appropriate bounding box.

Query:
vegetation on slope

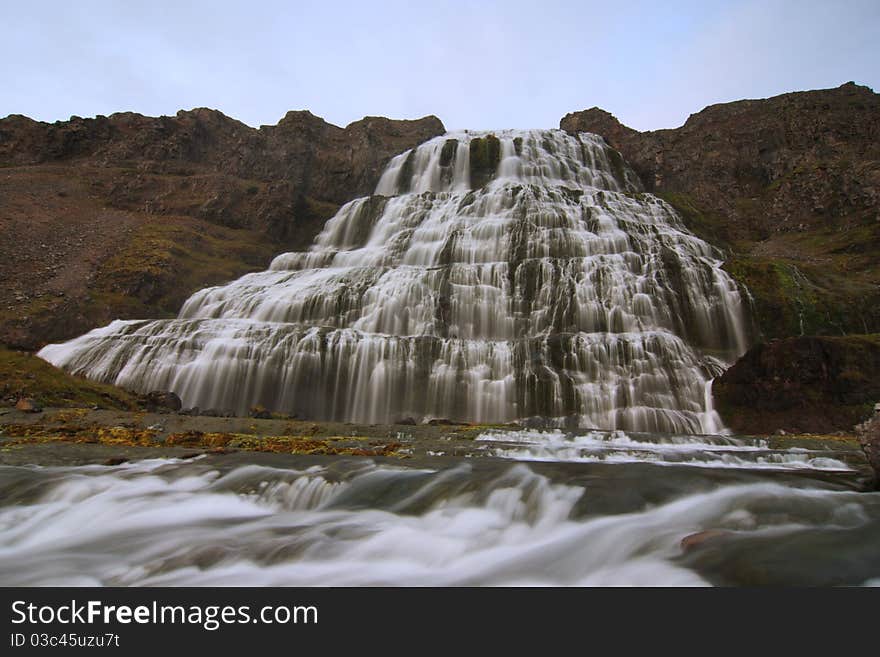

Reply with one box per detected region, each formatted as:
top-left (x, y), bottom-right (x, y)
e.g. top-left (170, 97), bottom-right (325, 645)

top-left (0, 346), bottom-right (140, 409)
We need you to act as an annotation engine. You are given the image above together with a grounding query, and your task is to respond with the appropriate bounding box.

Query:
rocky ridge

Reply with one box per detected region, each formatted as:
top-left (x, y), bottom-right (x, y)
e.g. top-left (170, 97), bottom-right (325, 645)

top-left (0, 109), bottom-right (444, 348)
top-left (562, 82), bottom-right (880, 340)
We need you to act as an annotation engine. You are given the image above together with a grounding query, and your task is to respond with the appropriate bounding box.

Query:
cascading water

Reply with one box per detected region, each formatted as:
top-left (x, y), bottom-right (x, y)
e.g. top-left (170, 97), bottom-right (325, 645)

top-left (39, 130), bottom-right (750, 433)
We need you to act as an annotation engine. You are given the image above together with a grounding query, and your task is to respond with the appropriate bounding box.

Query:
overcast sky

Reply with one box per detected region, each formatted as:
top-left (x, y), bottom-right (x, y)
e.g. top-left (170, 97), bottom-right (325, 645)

top-left (2, 0), bottom-right (878, 131)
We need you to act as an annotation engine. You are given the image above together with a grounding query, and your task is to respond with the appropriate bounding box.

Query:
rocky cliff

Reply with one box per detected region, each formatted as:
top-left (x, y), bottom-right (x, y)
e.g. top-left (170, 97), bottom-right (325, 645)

top-left (562, 82), bottom-right (880, 340)
top-left (712, 335), bottom-right (880, 435)
top-left (0, 109), bottom-right (444, 348)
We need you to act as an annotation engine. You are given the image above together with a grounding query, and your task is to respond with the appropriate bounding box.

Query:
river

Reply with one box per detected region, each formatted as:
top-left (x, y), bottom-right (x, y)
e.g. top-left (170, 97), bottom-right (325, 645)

top-left (1, 428), bottom-right (876, 586)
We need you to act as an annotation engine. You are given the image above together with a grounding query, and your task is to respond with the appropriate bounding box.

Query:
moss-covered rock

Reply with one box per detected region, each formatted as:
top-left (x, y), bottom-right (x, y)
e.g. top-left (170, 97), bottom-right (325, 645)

top-left (89, 218), bottom-right (278, 321)
top-left (722, 255), bottom-right (880, 340)
top-left (439, 139), bottom-right (458, 168)
top-left (656, 191), bottom-right (732, 249)
top-left (513, 137), bottom-right (523, 156)
top-left (469, 134), bottom-right (501, 188)
top-left (0, 346), bottom-right (140, 409)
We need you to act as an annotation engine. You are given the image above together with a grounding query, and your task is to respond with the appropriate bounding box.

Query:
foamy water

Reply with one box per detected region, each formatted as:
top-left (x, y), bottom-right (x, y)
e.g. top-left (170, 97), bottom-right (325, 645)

top-left (0, 434), bottom-right (876, 586)
top-left (476, 429), bottom-right (856, 471)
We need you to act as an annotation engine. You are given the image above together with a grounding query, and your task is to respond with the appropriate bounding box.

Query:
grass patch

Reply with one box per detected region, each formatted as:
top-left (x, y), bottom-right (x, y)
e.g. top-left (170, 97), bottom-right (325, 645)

top-left (655, 191), bottom-right (732, 249)
top-left (90, 218), bottom-right (277, 318)
top-left (0, 347), bottom-right (140, 409)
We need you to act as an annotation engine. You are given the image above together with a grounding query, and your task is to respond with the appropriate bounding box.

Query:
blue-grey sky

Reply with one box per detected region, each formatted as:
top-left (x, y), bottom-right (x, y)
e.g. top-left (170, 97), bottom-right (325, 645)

top-left (2, 0), bottom-right (878, 131)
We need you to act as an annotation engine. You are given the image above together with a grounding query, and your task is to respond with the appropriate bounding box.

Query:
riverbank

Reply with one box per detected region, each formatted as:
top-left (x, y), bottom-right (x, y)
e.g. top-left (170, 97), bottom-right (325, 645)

top-left (1, 424), bottom-right (877, 586)
top-left (0, 406), bottom-right (871, 482)
top-left (0, 406), bottom-right (509, 467)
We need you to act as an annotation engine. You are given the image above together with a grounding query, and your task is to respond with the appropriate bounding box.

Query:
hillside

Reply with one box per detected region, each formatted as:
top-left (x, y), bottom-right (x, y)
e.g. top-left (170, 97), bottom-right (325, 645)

top-left (561, 82), bottom-right (880, 340)
top-left (0, 109), bottom-right (444, 348)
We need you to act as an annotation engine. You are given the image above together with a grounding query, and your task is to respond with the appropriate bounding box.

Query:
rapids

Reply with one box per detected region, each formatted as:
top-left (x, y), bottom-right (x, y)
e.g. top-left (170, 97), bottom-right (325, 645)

top-left (0, 430), bottom-right (876, 586)
top-left (39, 129), bottom-right (749, 432)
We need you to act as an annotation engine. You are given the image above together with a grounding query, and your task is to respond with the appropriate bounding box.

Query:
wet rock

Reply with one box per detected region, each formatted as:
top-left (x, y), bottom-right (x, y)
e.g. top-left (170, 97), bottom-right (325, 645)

top-left (395, 417), bottom-right (417, 425)
top-left (102, 457), bottom-right (129, 466)
top-left (179, 407), bottom-right (200, 416)
top-left (249, 405), bottom-right (272, 420)
top-left (144, 391), bottom-right (182, 412)
top-left (680, 529), bottom-right (732, 552)
top-left (713, 335), bottom-right (880, 434)
top-left (15, 398), bottom-right (42, 413)
top-left (200, 408), bottom-right (235, 418)
top-left (856, 411), bottom-right (880, 487)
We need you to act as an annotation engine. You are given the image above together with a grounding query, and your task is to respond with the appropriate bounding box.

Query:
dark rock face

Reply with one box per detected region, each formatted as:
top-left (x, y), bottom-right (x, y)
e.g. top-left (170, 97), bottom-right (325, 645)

top-left (856, 413), bottom-right (880, 487)
top-left (712, 335), bottom-right (880, 434)
top-left (0, 109), bottom-right (445, 349)
top-left (562, 82), bottom-right (880, 340)
top-left (561, 83), bottom-right (879, 243)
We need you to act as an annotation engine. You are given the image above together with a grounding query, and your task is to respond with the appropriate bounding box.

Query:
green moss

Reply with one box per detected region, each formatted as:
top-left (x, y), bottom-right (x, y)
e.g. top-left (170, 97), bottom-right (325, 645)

top-left (723, 255), bottom-right (880, 339)
top-left (439, 139), bottom-right (458, 167)
top-left (90, 219), bottom-right (277, 318)
top-left (656, 191), bottom-right (732, 249)
top-left (469, 134), bottom-right (501, 188)
top-left (513, 137), bottom-right (523, 156)
top-left (0, 346), bottom-right (140, 409)
top-left (605, 146), bottom-right (628, 188)
top-left (0, 295), bottom-right (64, 325)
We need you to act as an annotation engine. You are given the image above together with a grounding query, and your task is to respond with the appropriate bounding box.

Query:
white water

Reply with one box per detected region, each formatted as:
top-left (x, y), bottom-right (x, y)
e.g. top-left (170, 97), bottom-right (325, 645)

top-left (476, 429), bottom-right (856, 471)
top-left (0, 450), bottom-right (875, 587)
top-left (39, 129), bottom-right (749, 432)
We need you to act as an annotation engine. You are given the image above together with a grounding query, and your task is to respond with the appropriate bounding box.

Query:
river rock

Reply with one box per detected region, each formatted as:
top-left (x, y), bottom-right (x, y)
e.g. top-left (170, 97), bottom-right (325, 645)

top-left (200, 408), bottom-right (235, 418)
top-left (15, 397), bottom-right (42, 413)
top-left (856, 413), bottom-right (880, 488)
top-left (144, 390), bottom-right (182, 412)
top-left (680, 529), bottom-right (732, 552)
top-left (249, 406), bottom-right (272, 419)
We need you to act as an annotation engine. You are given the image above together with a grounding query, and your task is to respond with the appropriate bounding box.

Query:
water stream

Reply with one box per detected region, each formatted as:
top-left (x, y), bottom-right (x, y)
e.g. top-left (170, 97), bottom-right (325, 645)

top-left (0, 432), bottom-right (875, 586)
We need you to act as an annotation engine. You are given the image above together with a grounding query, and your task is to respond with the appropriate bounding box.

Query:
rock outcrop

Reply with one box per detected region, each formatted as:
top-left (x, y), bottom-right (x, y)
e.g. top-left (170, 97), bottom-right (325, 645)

top-left (562, 82), bottom-right (880, 340)
top-left (0, 109), bottom-right (444, 348)
top-left (712, 335), bottom-right (880, 434)
top-left (856, 411), bottom-right (880, 487)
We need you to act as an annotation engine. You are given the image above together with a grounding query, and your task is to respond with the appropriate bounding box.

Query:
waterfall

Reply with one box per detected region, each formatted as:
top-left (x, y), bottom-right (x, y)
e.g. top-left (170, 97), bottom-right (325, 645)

top-left (39, 130), bottom-right (750, 433)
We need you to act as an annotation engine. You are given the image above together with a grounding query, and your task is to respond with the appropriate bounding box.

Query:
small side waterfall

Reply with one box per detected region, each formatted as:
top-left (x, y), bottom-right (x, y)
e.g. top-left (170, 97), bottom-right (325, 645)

top-left (39, 130), bottom-right (750, 432)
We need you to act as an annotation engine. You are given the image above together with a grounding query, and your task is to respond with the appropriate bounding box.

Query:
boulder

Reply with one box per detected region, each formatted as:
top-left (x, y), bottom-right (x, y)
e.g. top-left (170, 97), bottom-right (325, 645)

top-left (15, 397), bottom-right (42, 413)
top-left (856, 411), bottom-right (880, 487)
top-left (680, 529), bottom-right (732, 552)
top-left (144, 390), bottom-right (182, 412)
top-left (249, 405), bottom-right (272, 419)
